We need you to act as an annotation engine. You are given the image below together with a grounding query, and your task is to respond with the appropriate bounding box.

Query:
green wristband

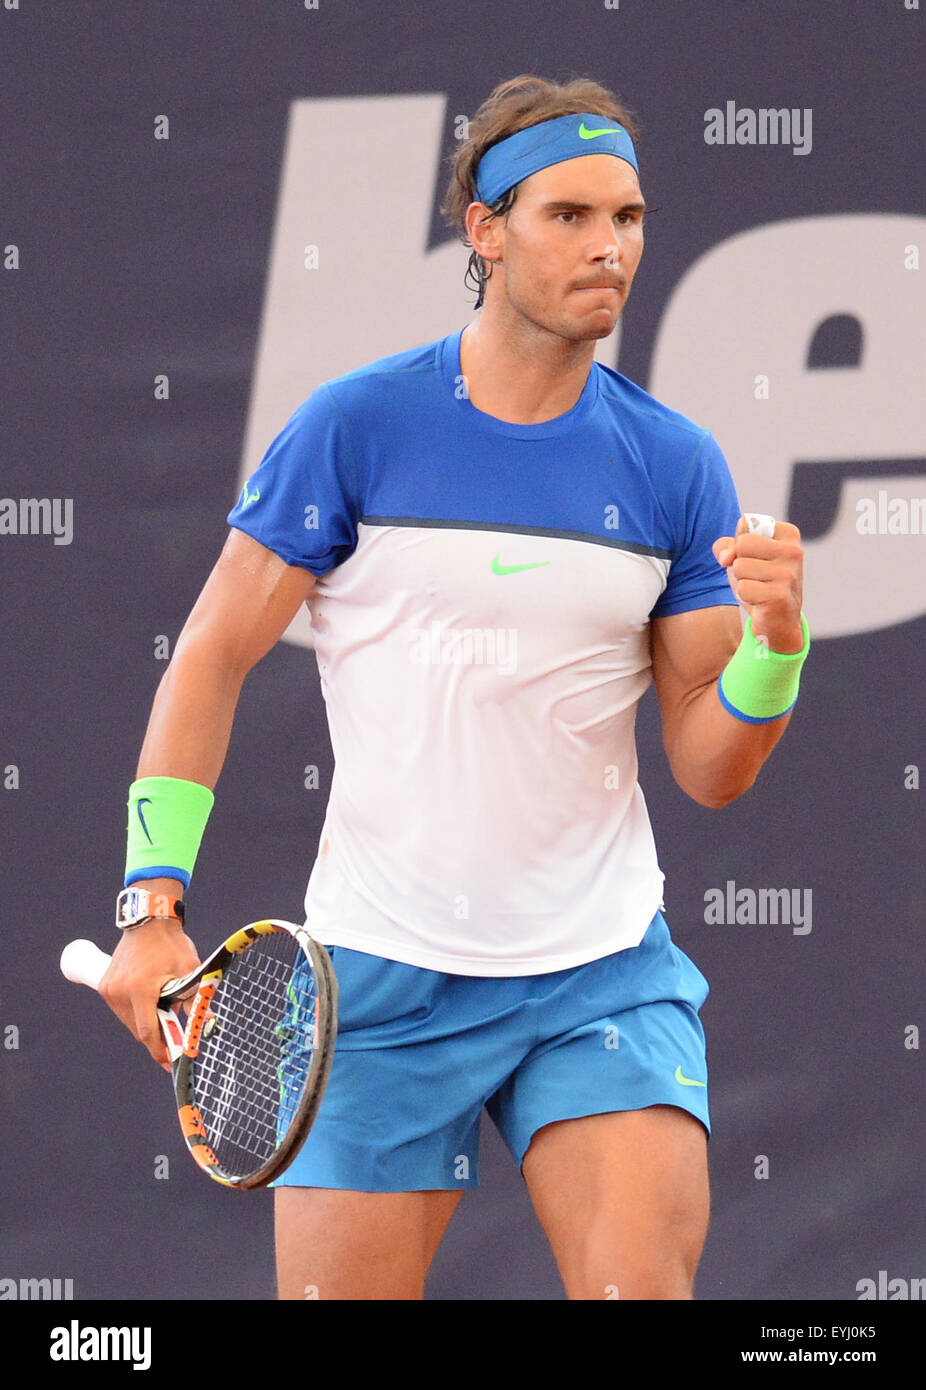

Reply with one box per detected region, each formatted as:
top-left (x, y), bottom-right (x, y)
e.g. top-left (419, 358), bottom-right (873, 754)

top-left (718, 612), bottom-right (811, 723)
top-left (125, 776), bottom-right (215, 889)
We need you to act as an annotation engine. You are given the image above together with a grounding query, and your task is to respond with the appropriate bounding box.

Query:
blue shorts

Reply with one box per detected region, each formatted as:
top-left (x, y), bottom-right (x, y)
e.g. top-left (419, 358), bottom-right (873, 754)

top-left (274, 909), bottom-right (710, 1192)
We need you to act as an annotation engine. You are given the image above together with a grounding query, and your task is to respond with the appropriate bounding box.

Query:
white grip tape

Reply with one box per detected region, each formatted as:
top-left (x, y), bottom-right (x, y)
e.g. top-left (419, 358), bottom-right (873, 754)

top-left (744, 513), bottom-right (776, 537)
top-left (60, 939), bottom-right (113, 991)
top-left (60, 937), bottom-right (185, 1062)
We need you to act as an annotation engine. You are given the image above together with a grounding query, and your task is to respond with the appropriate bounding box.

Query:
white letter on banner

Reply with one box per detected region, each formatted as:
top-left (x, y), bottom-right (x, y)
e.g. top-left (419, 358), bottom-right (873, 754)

top-left (650, 215), bottom-right (926, 638)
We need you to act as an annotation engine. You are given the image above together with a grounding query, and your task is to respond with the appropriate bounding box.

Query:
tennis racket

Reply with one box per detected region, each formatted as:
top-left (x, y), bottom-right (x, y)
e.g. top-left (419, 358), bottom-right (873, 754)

top-left (60, 919), bottom-right (338, 1189)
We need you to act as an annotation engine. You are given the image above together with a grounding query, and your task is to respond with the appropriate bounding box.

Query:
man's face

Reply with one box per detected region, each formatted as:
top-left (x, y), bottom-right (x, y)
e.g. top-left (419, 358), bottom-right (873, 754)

top-left (483, 154), bottom-right (646, 341)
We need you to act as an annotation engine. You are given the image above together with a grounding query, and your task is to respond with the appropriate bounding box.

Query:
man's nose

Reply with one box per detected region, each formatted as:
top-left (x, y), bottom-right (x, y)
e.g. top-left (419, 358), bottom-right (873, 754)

top-left (596, 241), bottom-right (622, 268)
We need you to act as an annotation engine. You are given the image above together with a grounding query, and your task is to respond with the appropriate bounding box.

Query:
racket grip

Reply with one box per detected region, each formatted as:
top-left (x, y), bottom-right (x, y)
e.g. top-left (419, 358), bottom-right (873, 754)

top-left (60, 938), bottom-right (113, 991)
top-left (744, 512), bottom-right (776, 537)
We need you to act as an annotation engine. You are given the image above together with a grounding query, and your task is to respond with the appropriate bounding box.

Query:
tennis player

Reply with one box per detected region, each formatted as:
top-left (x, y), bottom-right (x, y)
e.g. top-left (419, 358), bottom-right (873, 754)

top-left (100, 73), bottom-right (809, 1300)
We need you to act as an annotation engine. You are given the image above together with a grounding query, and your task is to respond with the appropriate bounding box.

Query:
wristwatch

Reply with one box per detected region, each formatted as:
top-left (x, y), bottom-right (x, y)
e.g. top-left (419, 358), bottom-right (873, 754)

top-left (116, 887), bottom-right (186, 931)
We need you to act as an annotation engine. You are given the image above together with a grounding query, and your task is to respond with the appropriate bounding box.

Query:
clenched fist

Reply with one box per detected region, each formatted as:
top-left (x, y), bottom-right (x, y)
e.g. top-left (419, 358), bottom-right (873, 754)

top-left (713, 517), bottom-right (804, 654)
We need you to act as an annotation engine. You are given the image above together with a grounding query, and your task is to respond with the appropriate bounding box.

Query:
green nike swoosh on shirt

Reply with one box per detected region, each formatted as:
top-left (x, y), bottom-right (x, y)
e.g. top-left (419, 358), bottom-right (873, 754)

top-left (491, 555), bottom-right (551, 576)
top-left (675, 1065), bottom-right (707, 1088)
top-left (578, 122), bottom-right (624, 140)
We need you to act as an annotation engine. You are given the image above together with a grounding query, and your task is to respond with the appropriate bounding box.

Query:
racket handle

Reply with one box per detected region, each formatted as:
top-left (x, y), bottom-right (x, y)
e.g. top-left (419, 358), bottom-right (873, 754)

top-left (60, 938), bottom-right (113, 991)
top-left (60, 937), bottom-right (185, 1068)
top-left (744, 512), bottom-right (776, 537)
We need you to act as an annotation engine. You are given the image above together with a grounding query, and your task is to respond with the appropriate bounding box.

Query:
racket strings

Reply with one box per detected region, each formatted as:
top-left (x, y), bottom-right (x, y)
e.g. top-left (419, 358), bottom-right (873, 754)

top-left (189, 938), bottom-right (318, 1177)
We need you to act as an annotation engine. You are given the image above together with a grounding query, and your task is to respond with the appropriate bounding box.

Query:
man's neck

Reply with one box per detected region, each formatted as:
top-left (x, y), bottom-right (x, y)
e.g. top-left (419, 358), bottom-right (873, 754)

top-left (459, 307), bottom-right (597, 425)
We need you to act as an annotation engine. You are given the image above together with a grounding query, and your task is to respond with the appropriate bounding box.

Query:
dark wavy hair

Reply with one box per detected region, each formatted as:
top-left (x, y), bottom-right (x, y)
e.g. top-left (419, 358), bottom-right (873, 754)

top-left (441, 73), bottom-right (643, 308)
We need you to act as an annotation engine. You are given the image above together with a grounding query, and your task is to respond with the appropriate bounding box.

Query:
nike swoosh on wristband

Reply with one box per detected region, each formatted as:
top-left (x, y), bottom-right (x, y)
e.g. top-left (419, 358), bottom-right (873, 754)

top-left (578, 122), bottom-right (624, 139)
top-left (675, 1065), bottom-right (707, 1087)
top-left (491, 555), bottom-right (551, 576)
top-left (137, 797), bottom-right (154, 844)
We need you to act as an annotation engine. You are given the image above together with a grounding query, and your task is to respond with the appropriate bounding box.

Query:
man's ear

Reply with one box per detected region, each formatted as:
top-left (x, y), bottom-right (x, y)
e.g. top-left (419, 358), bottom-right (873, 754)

top-left (465, 201), bottom-right (504, 262)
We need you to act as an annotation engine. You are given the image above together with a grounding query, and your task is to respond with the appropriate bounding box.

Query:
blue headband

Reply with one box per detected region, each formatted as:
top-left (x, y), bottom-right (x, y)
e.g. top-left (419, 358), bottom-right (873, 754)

top-left (474, 112), bottom-right (639, 206)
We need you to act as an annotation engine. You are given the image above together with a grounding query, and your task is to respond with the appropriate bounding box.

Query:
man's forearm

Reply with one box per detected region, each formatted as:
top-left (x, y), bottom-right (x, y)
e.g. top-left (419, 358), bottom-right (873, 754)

top-left (124, 639), bottom-right (246, 906)
top-left (135, 633), bottom-right (246, 789)
top-left (670, 680), bottom-right (792, 809)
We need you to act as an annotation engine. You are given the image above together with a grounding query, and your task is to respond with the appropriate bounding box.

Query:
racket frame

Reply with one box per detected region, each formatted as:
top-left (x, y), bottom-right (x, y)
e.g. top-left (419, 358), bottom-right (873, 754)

top-left (156, 919), bottom-right (338, 1189)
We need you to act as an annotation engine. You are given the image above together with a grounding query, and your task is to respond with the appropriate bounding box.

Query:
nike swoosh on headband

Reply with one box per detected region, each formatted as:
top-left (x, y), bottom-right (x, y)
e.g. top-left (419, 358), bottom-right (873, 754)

top-left (578, 122), bottom-right (625, 139)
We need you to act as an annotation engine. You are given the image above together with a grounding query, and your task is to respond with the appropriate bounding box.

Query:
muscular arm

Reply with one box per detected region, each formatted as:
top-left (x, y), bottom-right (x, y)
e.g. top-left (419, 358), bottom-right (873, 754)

top-left (101, 528), bottom-right (318, 1063)
top-left (650, 605), bottom-right (792, 809)
top-left (137, 527), bottom-right (317, 786)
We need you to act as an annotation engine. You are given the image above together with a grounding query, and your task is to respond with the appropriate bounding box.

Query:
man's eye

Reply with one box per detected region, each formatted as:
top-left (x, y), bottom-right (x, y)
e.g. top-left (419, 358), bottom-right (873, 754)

top-left (556, 211), bottom-right (641, 226)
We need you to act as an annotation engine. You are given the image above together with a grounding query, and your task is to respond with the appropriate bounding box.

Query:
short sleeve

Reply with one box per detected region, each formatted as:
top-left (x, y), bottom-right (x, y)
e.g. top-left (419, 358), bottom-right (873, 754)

top-left (649, 430), bottom-right (742, 619)
top-left (226, 384), bottom-right (362, 575)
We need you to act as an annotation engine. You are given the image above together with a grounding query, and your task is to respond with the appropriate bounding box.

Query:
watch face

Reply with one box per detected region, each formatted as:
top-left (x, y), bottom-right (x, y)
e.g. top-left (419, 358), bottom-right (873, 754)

top-left (116, 888), bottom-right (144, 927)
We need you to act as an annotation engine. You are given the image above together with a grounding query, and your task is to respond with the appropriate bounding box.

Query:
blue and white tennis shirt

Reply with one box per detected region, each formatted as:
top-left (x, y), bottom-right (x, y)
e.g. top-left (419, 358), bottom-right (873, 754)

top-left (228, 327), bottom-right (741, 975)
